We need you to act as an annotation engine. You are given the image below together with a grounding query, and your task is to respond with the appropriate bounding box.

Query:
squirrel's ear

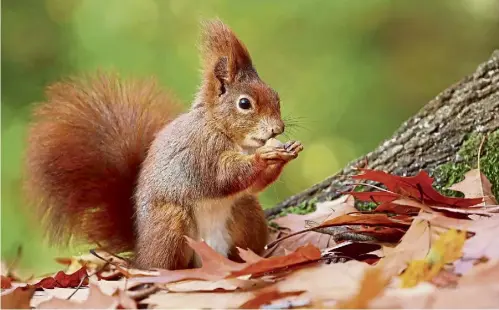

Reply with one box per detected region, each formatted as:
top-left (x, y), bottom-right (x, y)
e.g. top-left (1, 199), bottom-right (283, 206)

top-left (200, 19), bottom-right (254, 92)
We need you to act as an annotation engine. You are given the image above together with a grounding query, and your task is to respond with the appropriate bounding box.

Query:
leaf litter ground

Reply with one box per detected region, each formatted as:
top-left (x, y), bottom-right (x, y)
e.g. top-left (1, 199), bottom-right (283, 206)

top-left (2, 168), bottom-right (499, 309)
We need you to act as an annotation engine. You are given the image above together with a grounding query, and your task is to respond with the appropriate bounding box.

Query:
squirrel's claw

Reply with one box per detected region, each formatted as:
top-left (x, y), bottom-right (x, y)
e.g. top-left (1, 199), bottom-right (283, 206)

top-left (284, 140), bottom-right (304, 155)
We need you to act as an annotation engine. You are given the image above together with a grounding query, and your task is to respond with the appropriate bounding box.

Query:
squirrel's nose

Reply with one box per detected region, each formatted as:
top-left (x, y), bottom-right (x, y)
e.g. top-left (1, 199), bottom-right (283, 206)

top-left (270, 122), bottom-right (285, 138)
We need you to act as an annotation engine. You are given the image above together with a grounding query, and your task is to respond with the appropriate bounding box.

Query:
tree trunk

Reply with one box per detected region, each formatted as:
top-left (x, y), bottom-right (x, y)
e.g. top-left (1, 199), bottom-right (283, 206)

top-left (266, 50), bottom-right (499, 218)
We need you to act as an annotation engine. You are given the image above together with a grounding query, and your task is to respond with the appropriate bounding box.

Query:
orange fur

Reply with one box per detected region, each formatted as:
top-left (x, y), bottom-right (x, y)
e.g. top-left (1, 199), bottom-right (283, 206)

top-left (25, 20), bottom-right (302, 269)
top-left (227, 195), bottom-right (269, 261)
top-left (24, 73), bottom-right (180, 252)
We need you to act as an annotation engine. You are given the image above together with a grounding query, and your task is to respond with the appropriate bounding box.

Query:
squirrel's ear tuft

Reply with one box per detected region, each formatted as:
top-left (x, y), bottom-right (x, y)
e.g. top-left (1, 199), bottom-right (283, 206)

top-left (200, 19), bottom-right (254, 86)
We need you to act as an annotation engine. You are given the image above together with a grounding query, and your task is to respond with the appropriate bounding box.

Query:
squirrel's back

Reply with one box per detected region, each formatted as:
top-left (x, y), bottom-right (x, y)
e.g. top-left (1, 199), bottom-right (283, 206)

top-left (24, 73), bottom-right (180, 252)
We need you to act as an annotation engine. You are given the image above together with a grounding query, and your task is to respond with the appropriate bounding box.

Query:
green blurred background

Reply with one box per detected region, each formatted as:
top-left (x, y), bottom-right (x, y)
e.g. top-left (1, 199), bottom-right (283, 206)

top-left (2, 0), bottom-right (499, 275)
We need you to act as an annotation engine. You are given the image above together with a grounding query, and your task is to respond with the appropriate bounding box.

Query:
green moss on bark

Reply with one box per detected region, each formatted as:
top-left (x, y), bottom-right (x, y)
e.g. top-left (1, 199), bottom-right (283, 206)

top-left (267, 197), bottom-right (318, 220)
top-left (269, 130), bottom-right (499, 223)
top-left (433, 130), bottom-right (499, 198)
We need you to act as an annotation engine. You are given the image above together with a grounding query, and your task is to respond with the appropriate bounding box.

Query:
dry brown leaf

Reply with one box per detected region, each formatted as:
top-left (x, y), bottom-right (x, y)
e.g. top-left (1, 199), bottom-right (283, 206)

top-left (267, 213), bottom-right (412, 251)
top-left (230, 244), bottom-right (321, 278)
top-left (237, 248), bottom-right (264, 264)
top-left (371, 250), bottom-right (499, 308)
top-left (374, 202), bottom-right (420, 215)
top-left (238, 289), bottom-right (306, 309)
top-left (428, 285), bottom-right (499, 308)
top-left (458, 259), bottom-right (499, 286)
top-left (1, 286), bottom-right (35, 309)
top-left (416, 212), bottom-right (473, 230)
top-left (132, 237), bottom-right (244, 284)
top-left (276, 260), bottom-right (371, 303)
top-left (335, 267), bottom-right (389, 308)
top-left (378, 217), bottom-right (432, 277)
top-left (352, 226), bottom-right (406, 243)
top-left (1, 275), bottom-right (12, 289)
top-left (449, 168), bottom-right (498, 205)
top-left (373, 282), bottom-right (499, 308)
top-left (164, 277), bottom-right (271, 292)
top-left (371, 278), bottom-right (499, 309)
top-left (317, 213), bottom-right (412, 229)
top-left (369, 282), bottom-right (437, 308)
top-left (457, 216), bottom-right (499, 273)
top-left (428, 268), bottom-right (460, 288)
top-left (36, 283), bottom-right (136, 309)
top-left (267, 195), bottom-right (356, 256)
top-left (132, 239), bottom-right (321, 287)
top-left (143, 291), bottom-right (256, 309)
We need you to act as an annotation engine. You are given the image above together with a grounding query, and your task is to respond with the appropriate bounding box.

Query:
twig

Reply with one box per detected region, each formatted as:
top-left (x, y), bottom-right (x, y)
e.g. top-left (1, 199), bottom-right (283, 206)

top-left (66, 261), bottom-right (110, 300)
top-left (93, 241), bottom-right (134, 265)
top-left (343, 182), bottom-right (397, 194)
top-left (89, 249), bottom-right (133, 278)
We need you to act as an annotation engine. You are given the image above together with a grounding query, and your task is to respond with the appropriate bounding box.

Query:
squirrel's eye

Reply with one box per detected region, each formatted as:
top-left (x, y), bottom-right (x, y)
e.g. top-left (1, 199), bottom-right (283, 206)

top-left (238, 97), bottom-right (252, 110)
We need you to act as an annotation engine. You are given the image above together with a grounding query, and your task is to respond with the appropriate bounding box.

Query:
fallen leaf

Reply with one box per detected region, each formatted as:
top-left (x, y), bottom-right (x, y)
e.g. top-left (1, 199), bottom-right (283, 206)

top-left (349, 190), bottom-right (400, 203)
top-left (378, 217), bottom-right (431, 277)
top-left (323, 241), bottom-right (381, 259)
top-left (1, 275), bottom-right (12, 289)
top-left (369, 282), bottom-right (437, 308)
top-left (164, 277), bottom-right (271, 292)
top-left (110, 265), bottom-right (160, 279)
top-left (335, 267), bottom-right (389, 308)
top-left (267, 213), bottom-right (412, 249)
top-left (428, 285), bottom-right (499, 308)
top-left (267, 195), bottom-right (357, 256)
top-left (423, 213), bottom-right (499, 274)
top-left (230, 244), bottom-right (321, 278)
top-left (318, 213), bottom-right (412, 229)
top-left (132, 239), bottom-right (322, 286)
top-left (454, 215), bottom-right (499, 274)
top-left (1, 286), bottom-right (35, 309)
top-left (276, 260), bottom-right (371, 302)
top-left (374, 202), bottom-right (420, 215)
top-left (37, 283), bottom-right (136, 309)
top-left (416, 212), bottom-right (473, 230)
top-left (372, 280), bottom-right (499, 309)
top-left (132, 237), bottom-right (244, 284)
top-left (449, 168), bottom-right (498, 205)
top-left (428, 268), bottom-right (460, 288)
top-left (399, 228), bottom-right (466, 288)
top-left (237, 248), bottom-right (264, 264)
top-left (351, 169), bottom-right (483, 208)
top-left (143, 291), bottom-right (255, 309)
top-left (351, 226), bottom-right (406, 243)
top-left (238, 289), bottom-right (306, 309)
top-left (31, 266), bottom-right (88, 289)
top-left (459, 259), bottom-right (499, 286)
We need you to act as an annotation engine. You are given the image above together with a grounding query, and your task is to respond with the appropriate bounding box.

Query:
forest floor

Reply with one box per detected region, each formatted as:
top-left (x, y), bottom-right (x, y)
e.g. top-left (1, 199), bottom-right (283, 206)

top-left (2, 149), bottom-right (499, 308)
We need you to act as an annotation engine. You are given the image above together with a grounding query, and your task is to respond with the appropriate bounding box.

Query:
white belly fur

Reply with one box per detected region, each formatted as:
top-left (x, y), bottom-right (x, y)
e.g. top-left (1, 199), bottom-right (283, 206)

top-left (193, 194), bottom-right (240, 266)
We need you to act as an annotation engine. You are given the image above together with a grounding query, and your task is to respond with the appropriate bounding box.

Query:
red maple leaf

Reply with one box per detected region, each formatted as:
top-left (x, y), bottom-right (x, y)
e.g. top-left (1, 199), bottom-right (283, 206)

top-left (32, 266), bottom-right (88, 289)
top-left (349, 169), bottom-right (483, 208)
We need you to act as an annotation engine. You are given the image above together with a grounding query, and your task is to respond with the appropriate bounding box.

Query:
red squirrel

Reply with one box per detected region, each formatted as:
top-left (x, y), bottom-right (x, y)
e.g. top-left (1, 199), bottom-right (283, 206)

top-left (24, 20), bottom-right (303, 270)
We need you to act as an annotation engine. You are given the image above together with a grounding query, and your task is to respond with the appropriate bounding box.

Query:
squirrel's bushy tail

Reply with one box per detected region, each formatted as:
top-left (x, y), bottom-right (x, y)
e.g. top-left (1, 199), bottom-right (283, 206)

top-left (24, 73), bottom-right (180, 252)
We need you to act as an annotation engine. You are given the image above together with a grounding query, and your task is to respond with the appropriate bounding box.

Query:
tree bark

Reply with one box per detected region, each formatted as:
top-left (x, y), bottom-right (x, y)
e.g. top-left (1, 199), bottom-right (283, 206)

top-left (266, 50), bottom-right (499, 218)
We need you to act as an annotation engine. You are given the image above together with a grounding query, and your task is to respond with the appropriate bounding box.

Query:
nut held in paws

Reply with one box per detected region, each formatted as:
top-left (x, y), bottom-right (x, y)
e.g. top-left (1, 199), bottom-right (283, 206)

top-left (265, 138), bottom-right (284, 148)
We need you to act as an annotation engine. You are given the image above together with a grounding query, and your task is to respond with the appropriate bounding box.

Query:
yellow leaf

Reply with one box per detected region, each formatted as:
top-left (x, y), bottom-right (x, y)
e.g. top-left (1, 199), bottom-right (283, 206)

top-left (400, 228), bottom-right (466, 288)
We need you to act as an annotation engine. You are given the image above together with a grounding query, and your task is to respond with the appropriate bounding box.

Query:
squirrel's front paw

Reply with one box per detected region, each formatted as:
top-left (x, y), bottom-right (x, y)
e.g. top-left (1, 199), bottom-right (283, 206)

top-left (283, 140), bottom-right (304, 156)
top-left (255, 145), bottom-right (296, 165)
top-left (256, 141), bottom-right (303, 165)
